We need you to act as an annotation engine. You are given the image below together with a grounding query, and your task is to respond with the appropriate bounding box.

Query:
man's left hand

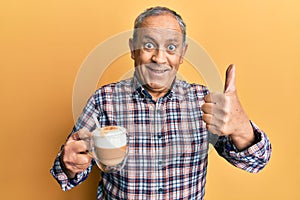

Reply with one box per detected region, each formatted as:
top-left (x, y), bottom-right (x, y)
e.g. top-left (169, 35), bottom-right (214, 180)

top-left (202, 64), bottom-right (255, 150)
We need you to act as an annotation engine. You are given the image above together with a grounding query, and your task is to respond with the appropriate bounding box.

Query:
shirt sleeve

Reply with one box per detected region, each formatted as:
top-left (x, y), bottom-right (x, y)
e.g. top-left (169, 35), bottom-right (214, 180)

top-left (50, 151), bottom-right (93, 191)
top-left (213, 121), bottom-right (272, 173)
top-left (50, 94), bottom-right (100, 190)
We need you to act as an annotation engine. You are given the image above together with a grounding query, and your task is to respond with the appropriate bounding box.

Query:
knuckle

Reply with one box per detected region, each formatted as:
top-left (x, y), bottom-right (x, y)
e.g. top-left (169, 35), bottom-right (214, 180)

top-left (202, 114), bottom-right (209, 123)
top-left (82, 155), bottom-right (91, 163)
top-left (218, 122), bottom-right (224, 131)
top-left (204, 94), bottom-right (211, 102)
top-left (201, 103), bottom-right (208, 112)
top-left (219, 124), bottom-right (230, 135)
top-left (223, 104), bottom-right (230, 114)
top-left (71, 132), bottom-right (80, 140)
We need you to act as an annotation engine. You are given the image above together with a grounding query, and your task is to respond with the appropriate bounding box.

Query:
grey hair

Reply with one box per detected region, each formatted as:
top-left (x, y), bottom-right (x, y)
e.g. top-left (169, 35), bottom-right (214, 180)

top-left (133, 6), bottom-right (186, 45)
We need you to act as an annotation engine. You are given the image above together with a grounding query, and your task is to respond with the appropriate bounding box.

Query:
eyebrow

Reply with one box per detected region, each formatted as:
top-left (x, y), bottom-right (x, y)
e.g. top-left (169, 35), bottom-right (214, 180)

top-left (166, 38), bottom-right (180, 44)
top-left (142, 35), bottom-right (156, 42)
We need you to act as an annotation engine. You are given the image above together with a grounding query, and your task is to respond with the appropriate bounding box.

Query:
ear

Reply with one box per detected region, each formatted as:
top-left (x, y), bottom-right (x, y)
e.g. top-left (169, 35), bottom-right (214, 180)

top-left (129, 38), bottom-right (135, 60)
top-left (179, 43), bottom-right (188, 64)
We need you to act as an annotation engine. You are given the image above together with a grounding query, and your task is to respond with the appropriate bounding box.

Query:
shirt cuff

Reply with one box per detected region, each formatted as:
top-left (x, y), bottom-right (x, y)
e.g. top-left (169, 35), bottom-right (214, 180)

top-left (229, 121), bottom-right (269, 157)
top-left (50, 149), bottom-right (90, 191)
top-left (215, 121), bottom-right (272, 173)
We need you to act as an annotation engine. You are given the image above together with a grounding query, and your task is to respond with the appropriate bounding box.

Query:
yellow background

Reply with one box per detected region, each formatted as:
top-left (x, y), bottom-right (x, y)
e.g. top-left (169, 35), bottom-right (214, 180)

top-left (1, 0), bottom-right (299, 199)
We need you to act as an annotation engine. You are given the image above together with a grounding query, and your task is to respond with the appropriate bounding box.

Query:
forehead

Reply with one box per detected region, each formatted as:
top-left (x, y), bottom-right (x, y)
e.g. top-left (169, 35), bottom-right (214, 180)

top-left (140, 14), bottom-right (182, 33)
top-left (137, 14), bottom-right (183, 42)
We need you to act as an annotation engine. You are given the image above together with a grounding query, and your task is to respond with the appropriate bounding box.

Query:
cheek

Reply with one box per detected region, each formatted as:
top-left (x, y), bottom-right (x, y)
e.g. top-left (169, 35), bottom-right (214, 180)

top-left (135, 49), bottom-right (152, 63)
top-left (169, 56), bottom-right (183, 69)
top-left (139, 51), bottom-right (153, 63)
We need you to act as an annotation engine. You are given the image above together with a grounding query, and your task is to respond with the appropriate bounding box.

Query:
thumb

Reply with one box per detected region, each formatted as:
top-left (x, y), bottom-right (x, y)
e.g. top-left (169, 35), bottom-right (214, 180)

top-left (224, 64), bottom-right (236, 93)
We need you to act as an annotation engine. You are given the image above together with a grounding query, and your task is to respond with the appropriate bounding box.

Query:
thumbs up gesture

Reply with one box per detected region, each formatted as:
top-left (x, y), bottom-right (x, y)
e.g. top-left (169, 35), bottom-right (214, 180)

top-left (202, 64), bottom-right (255, 150)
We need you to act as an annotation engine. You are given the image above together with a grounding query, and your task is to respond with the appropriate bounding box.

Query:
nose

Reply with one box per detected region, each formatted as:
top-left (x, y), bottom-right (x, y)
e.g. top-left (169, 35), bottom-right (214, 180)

top-left (151, 48), bottom-right (167, 64)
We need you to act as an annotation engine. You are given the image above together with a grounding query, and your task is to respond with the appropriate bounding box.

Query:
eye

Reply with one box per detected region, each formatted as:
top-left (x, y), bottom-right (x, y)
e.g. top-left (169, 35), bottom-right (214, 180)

top-left (167, 44), bottom-right (177, 52)
top-left (144, 42), bottom-right (155, 50)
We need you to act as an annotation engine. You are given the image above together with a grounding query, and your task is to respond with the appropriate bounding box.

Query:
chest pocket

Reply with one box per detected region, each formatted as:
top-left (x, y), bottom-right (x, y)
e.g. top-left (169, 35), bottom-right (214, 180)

top-left (163, 128), bottom-right (208, 167)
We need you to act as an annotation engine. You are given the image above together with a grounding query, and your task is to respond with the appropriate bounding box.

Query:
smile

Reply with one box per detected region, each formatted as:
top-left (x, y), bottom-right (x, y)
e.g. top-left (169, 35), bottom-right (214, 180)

top-left (146, 66), bottom-right (169, 74)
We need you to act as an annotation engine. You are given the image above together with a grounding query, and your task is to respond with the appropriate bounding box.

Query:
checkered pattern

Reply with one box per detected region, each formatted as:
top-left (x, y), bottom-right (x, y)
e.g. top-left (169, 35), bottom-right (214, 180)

top-left (51, 76), bottom-right (272, 199)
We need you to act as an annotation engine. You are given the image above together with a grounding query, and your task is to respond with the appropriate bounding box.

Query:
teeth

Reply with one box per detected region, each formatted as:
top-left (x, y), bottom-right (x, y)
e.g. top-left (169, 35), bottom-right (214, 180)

top-left (147, 67), bottom-right (166, 73)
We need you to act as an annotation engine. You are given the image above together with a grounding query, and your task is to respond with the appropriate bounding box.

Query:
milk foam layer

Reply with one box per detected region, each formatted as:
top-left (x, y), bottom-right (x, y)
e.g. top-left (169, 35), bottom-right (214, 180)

top-left (93, 126), bottom-right (127, 149)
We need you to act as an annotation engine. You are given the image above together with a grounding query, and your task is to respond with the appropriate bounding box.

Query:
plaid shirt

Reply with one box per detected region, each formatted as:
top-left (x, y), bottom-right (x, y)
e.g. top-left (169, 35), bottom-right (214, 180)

top-left (51, 76), bottom-right (271, 199)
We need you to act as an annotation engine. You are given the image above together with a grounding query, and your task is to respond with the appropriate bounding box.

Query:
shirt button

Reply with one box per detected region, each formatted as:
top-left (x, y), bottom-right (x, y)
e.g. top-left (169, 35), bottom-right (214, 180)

top-left (158, 134), bottom-right (162, 139)
top-left (158, 187), bottom-right (164, 193)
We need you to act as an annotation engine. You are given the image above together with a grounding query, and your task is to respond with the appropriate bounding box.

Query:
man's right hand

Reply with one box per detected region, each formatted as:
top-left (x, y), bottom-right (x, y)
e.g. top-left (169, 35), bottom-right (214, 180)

top-left (60, 128), bottom-right (92, 179)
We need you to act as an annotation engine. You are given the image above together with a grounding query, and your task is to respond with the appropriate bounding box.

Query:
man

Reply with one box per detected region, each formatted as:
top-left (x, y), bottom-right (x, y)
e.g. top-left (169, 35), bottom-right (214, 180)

top-left (51, 6), bottom-right (271, 199)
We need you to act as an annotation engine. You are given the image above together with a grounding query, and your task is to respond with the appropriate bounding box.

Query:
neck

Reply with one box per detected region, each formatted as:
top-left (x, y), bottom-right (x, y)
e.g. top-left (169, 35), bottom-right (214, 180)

top-left (133, 74), bottom-right (175, 101)
top-left (147, 90), bottom-right (168, 101)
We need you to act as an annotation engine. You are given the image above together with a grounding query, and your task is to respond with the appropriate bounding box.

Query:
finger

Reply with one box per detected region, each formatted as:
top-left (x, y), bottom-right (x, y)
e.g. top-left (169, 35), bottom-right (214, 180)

top-left (203, 113), bottom-right (226, 128)
top-left (65, 155), bottom-right (92, 172)
top-left (70, 128), bottom-right (92, 141)
top-left (64, 152), bottom-right (92, 168)
top-left (202, 113), bottom-right (213, 124)
top-left (77, 128), bottom-right (92, 140)
top-left (65, 154), bottom-right (91, 166)
top-left (70, 132), bottom-right (81, 141)
top-left (204, 93), bottom-right (212, 103)
top-left (74, 154), bottom-right (92, 166)
top-left (202, 103), bottom-right (214, 114)
top-left (224, 64), bottom-right (236, 93)
top-left (65, 140), bottom-right (90, 153)
top-left (204, 92), bottom-right (224, 104)
top-left (206, 124), bottom-right (221, 136)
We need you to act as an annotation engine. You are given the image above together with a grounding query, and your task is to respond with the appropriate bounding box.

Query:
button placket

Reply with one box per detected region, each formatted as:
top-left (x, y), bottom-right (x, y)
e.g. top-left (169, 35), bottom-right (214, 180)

top-left (154, 99), bottom-right (165, 198)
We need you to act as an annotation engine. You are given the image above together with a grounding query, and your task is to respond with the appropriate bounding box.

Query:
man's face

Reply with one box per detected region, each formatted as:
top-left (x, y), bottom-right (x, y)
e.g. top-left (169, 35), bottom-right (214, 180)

top-left (130, 14), bottom-right (187, 95)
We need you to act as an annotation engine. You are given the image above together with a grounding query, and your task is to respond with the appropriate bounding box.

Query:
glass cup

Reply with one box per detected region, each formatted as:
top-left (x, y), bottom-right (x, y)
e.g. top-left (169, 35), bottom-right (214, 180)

top-left (89, 126), bottom-right (128, 173)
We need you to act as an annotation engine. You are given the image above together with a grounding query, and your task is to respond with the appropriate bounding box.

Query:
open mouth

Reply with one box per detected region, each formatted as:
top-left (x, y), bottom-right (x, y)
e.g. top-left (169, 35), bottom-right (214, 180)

top-left (146, 66), bottom-right (170, 74)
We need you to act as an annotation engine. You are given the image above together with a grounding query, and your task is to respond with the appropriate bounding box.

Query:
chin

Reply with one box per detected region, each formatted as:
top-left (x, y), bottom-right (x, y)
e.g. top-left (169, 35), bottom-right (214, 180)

top-left (147, 82), bottom-right (171, 91)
